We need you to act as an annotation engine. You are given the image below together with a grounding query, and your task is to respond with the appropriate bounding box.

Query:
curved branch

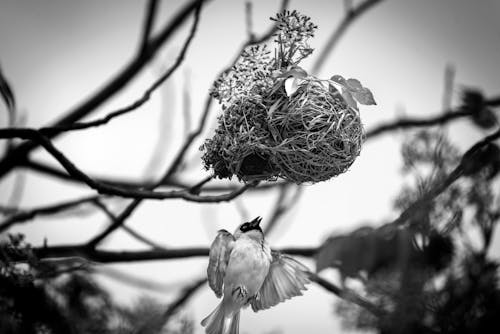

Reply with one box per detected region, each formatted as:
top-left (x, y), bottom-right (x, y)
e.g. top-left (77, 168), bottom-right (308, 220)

top-left (0, 0), bottom-right (205, 179)
top-left (308, 272), bottom-right (385, 318)
top-left (0, 195), bottom-right (101, 233)
top-left (139, 0), bottom-right (160, 55)
top-left (0, 128), bottom-right (255, 201)
top-left (39, 0), bottom-right (201, 135)
top-left (366, 95), bottom-right (500, 139)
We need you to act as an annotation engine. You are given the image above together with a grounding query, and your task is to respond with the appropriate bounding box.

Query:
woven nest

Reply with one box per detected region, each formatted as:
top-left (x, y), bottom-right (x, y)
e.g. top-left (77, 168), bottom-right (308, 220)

top-left (201, 77), bottom-right (364, 184)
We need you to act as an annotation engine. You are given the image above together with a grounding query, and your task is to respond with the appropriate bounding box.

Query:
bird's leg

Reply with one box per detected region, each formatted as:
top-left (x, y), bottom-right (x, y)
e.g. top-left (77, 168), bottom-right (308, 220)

top-left (231, 285), bottom-right (248, 302)
top-left (242, 292), bottom-right (259, 308)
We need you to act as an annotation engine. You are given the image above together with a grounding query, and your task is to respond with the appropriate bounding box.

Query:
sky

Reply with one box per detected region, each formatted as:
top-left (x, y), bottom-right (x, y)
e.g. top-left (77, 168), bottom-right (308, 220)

top-left (1, 0), bottom-right (500, 333)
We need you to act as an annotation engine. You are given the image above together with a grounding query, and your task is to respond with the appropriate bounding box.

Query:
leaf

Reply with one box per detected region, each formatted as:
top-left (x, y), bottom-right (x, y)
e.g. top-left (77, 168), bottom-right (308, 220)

top-left (284, 77), bottom-right (300, 97)
top-left (341, 88), bottom-right (358, 110)
top-left (330, 74), bottom-right (347, 86)
top-left (352, 87), bottom-right (377, 105)
top-left (346, 78), bottom-right (363, 92)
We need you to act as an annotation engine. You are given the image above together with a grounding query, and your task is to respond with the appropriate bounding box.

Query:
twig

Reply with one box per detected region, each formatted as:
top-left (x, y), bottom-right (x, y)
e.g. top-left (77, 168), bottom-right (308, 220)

top-left (0, 128), bottom-right (256, 201)
top-left (156, 277), bottom-right (207, 332)
top-left (95, 266), bottom-right (186, 292)
top-left (365, 110), bottom-right (470, 139)
top-left (264, 183), bottom-right (303, 236)
top-left (139, 0), bottom-right (160, 56)
top-left (92, 198), bottom-right (170, 250)
top-left (0, 0), bottom-right (205, 180)
top-left (39, 1), bottom-right (201, 136)
top-left (308, 271), bottom-right (385, 318)
top-left (365, 93), bottom-right (500, 139)
top-left (22, 159), bottom-right (284, 192)
top-left (312, 0), bottom-right (384, 75)
top-left (0, 195), bottom-right (101, 233)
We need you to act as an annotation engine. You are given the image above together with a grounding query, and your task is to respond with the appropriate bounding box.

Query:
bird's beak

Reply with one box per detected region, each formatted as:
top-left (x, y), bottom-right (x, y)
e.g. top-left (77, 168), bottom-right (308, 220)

top-left (249, 216), bottom-right (262, 228)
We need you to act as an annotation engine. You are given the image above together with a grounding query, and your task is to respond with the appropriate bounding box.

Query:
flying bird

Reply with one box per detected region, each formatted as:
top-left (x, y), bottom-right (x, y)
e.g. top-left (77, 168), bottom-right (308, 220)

top-left (201, 216), bottom-right (310, 334)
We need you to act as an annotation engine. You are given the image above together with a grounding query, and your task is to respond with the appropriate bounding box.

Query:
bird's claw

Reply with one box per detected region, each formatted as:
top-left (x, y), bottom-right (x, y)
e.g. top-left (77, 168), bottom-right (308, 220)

top-left (232, 286), bottom-right (248, 302)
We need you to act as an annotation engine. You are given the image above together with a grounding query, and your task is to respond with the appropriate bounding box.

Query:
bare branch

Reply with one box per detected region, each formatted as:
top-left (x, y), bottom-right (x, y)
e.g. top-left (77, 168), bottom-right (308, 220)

top-left (92, 194), bottom-right (168, 250)
top-left (39, 2), bottom-right (202, 135)
top-left (139, 0), bottom-right (160, 55)
top-left (308, 272), bottom-right (385, 318)
top-left (22, 159), bottom-right (283, 192)
top-left (157, 277), bottom-right (207, 331)
top-left (0, 0), bottom-right (205, 180)
top-left (0, 195), bottom-right (101, 233)
top-left (365, 94), bottom-right (500, 139)
top-left (264, 184), bottom-right (303, 236)
top-left (0, 128), bottom-right (256, 201)
top-left (312, 0), bottom-right (384, 75)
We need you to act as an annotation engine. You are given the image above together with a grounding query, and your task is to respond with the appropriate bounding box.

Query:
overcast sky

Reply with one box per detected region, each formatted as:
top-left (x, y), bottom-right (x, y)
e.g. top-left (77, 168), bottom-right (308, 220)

top-left (1, 1), bottom-right (500, 333)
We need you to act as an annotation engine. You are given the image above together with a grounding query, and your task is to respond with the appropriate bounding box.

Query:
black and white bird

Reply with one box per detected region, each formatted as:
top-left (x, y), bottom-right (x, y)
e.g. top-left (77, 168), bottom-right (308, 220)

top-left (201, 216), bottom-right (310, 334)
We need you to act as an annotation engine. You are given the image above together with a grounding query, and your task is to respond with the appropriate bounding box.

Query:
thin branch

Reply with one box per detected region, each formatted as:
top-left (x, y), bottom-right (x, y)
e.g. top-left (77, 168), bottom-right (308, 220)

top-left (91, 198), bottom-right (167, 249)
top-left (139, 0), bottom-right (160, 55)
top-left (308, 272), bottom-right (385, 318)
top-left (0, 195), bottom-right (101, 233)
top-left (0, 128), bottom-right (256, 201)
top-left (95, 266), bottom-right (187, 292)
top-left (182, 71), bottom-right (192, 139)
top-left (312, 0), bottom-right (384, 75)
top-left (365, 94), bottom-right (500, 139)
top-left (0, 0), bottom-right (204, 180)
top-left (22, 159), bottom-right (283, 192)
top-left (264, 183), bottom-right (303, 236)
top-left (366, 110), bottom-right (469, 139)
top-left (39, 1), bottom-right (201, 136)
top-left (20, 129), bottom-right (500, 260)
top-left (156, 277), bottom-right (207, 332)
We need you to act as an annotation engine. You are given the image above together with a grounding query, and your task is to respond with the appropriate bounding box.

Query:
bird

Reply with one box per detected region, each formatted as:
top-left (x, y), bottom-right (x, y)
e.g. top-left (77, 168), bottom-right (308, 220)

top-left (201, 216), bottom-right (310, 334)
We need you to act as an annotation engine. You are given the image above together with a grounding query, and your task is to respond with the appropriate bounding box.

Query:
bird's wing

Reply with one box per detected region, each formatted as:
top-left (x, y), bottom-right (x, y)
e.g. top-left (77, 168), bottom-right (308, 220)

top-left (207, 229), bottom-right (235, 298)
top-left (251, 250), bottom-right (310, 312)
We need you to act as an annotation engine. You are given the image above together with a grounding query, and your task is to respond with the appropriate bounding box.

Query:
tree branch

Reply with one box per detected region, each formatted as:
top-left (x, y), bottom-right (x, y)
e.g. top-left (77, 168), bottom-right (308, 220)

top-left (22, 159), bottom-right (284, 192)
top-left (366, 94), bottom-right (500, 139)
top-left (0, 0), bottom-right (205, 179)
top-left (0, 195), bottom-right (101, 233)
top-left (39, 0), bottom-right (200, 135)
top-left (308, 272), bottom-right (385, 318)
top-left (139, 0), bottom-right (159, 56)
top-left (0, 128), bottom-right (256, 201)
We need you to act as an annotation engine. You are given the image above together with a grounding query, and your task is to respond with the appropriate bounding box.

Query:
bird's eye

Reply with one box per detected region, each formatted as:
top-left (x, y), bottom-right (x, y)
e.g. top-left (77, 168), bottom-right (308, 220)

top-left (240, 223), bottom-right (249, 231)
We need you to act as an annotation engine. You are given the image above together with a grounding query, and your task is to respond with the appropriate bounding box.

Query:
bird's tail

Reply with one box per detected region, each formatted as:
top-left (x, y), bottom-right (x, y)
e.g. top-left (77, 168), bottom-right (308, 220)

top-left (201, 301), bottom-right (240, 334)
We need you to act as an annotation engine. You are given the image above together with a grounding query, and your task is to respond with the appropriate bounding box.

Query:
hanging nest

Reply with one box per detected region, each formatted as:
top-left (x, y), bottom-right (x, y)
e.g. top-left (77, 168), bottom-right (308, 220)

top-left (201, 77), bottom-right (364, 184)
top-left (200, 10), bottom-right (373, 184)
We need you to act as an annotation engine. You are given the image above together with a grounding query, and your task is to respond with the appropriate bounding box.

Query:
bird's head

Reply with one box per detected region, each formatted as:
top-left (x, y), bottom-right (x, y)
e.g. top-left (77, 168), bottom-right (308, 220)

top-left (234, 216), bottom-right (264, 240)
